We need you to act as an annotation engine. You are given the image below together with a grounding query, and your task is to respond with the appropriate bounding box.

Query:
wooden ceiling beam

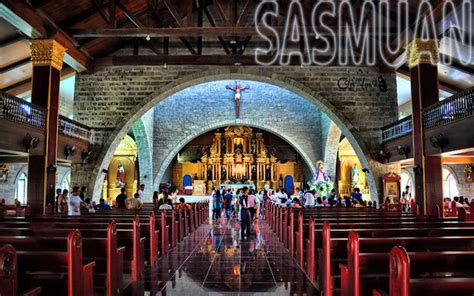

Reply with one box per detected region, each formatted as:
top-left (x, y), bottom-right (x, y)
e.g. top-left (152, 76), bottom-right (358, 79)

top-left (397, 67), bottom-right (463, 94)
top-left (0, 0), bottom-right (92, 72)
top-left (203, 6), bottom-right (230, 55)
top-left (0, 57), bottom-right (31, 74)
top-left (235, 0), bottom-right (251, 27)
top-left (95, 54), bottom-right (365, 66)
top-left (212, 0), bottom-right (228, 26)
top-left (161, 0), bottom-right (197, 55)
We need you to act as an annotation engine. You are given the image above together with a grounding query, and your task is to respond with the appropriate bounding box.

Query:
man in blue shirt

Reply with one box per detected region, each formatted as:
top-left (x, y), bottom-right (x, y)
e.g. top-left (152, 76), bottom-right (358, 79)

top-left (96, 198), bottom-right (112, 210)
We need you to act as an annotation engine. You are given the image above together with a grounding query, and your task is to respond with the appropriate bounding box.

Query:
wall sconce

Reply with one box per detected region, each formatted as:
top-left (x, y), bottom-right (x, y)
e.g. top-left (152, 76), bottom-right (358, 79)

top-left (397, 145), bottom-right (410, 159)
top-left (47, 164), bottom-right (57, 174)
top-left (81, 150), bottom-right (92, 163)
top-left (413, 165), bottom-right (423, 175)
top-left (64, 145), bottom-right (77, 159)
top-left (430, 134), bottom-right (448, 153)
top-left (24, 134), bottom-right (40, 153)
top-left (379, 149), bottom-right (391, 163)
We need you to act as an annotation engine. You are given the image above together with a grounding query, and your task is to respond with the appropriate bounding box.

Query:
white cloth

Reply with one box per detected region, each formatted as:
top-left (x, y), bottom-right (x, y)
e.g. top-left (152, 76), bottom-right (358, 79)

top-left (137, 190), bottom-right (145, 200)
top-left (304, 192), bottom-right (315, 208)
top-left (68, 194), bottom-right (82, 216)
top-left (159, 204), bottom-right (173, 210)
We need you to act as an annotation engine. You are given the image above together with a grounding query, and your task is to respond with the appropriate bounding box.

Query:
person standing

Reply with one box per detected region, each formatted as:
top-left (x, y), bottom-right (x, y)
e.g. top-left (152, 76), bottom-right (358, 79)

top-left (240, 186), bottom-right (251, 240)
top-left (304, 188), bottom-right (315, 208)
top-left (137, 184), bottom-right (145, 200)
top-left (224, 189), bottom-right (233, 218)
top-left (212, 189), bottom-right (223, 226)
top-left (247, 190), bottom-right (256, 222)
top-left (68, 187), bottom-right (87, 216)
top-left (116, 187), bottom-right (128, 209)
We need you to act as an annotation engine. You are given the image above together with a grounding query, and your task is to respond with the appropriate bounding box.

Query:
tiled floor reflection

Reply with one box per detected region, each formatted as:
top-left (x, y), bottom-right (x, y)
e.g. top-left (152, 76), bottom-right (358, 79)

top-left (139, 219), bottom-right (319, 295)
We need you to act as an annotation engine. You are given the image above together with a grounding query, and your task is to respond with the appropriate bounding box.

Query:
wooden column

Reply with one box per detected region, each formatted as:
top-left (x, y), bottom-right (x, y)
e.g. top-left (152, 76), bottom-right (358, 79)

top-left (28, 39), bottom-right (66, 214)
top-left (407, 39), bottom-right (443, 215)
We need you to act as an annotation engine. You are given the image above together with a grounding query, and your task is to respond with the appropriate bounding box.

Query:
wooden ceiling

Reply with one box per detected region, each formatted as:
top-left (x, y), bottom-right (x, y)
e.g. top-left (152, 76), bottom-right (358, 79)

top-left (0, 0), bottom-right (472, 96)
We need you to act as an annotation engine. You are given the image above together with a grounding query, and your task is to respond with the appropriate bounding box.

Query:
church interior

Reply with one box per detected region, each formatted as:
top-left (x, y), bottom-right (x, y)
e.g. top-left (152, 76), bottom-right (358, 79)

top-left (0, 0), bottom-right (473, 295)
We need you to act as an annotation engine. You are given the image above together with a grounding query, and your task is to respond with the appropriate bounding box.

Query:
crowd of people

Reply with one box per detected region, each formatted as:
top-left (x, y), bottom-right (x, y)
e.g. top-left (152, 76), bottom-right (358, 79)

top-left (52, 183), bottom-right (193, 216)
top-left (210, 185), bottom-right (379, 240)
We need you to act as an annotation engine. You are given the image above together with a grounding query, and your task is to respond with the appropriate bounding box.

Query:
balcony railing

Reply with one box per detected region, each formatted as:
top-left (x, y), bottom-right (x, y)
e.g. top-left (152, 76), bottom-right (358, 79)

top-left (382, 88), bottom-right (474, 142)
top-left (1, 91), bottom-right (91, 142)
top-left (0, 92), bottom-right (46, 129)
top-left (424, 88), bottom-right (474, 129)
top-left (382, 116), bottom-right (412, 142)
top-left (59, 116), bottom-right (91, 141)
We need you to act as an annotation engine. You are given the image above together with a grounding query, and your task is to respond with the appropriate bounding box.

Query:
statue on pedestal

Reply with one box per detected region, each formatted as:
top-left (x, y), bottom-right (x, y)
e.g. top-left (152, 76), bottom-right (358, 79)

top-left (251, 165), bottom-right (257, 181)
top-left (352, 166), bottom-right (360, 187)
top-left (251, 138), bottom-right (257, 155)
top-left (116, 162), bottom-right (125, 188)
top-left (222, 167), bottom-right (227, 180)
top-left (207, 166), bottom-right (212, 180)
top-left (235, 141), bottom-right (243, 155)
top-left (265, 165), bottom-right (271, 181)
top-left (221, 140), bottom-right (226, 154)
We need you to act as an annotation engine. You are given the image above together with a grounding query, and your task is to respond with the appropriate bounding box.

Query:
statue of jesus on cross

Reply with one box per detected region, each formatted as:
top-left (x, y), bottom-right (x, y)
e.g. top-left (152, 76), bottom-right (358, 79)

top-left (226, 81), bottom-right (250, 119)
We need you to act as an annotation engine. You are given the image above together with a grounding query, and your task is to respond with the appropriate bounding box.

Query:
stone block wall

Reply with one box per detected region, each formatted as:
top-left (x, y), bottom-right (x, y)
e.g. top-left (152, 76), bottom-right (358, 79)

top-left (0, 163), bottom-right (27, 204)
top-left (151, 80), bottom-right (323, 184)
top-left (73, 65), bottom-right (398, 200)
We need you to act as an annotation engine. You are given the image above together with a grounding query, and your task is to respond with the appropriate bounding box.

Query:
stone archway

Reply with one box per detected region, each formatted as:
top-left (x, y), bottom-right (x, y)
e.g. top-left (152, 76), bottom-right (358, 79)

top-left (152, 119), bottom-right (318, 188)
top-left (89, 68), bottom-right (379, 202)
top-left (131, 118), bottom-right (153, 198)
top-left (323, 122), bottom-right (342, 179)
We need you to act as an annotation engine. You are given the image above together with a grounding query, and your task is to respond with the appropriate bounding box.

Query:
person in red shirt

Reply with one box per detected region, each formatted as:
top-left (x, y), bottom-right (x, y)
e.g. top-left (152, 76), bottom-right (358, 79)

top-left (176, 197), bottom-right (192, 211)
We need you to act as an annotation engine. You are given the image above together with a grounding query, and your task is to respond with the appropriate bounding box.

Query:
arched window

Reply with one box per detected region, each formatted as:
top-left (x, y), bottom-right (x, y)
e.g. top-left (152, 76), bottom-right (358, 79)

top-left (16, 173), bottom-right (27, 204)
top-left (443, 168), bottom-right (459, 198)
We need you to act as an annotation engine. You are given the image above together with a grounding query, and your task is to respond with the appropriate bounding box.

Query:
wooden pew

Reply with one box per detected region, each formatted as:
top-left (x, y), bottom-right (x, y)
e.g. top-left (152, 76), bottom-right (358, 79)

top-left (373, 246), bottom-right (474, 296)
top-left (4, 230), bottom-right (95, 296)
top-left (0, 216), bottom-right (146, 284)
top-left (340, 230), bottom-right (474, 296)
top-left (0, 244), bottom-right (42, 296)
top-left (319, 223), bottom-right (474, 296)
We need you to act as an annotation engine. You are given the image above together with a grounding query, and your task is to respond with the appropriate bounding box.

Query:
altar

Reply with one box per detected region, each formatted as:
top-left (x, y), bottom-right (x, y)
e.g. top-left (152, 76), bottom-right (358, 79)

top-left (172, 126), bottom-right (303, 194)
top-left (219, 184), bottom-right (256, 192)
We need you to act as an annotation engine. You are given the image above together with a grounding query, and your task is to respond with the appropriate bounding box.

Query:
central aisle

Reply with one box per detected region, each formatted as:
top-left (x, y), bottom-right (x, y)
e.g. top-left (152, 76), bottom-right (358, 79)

top-left (143, 218), bottom-right (318, 295)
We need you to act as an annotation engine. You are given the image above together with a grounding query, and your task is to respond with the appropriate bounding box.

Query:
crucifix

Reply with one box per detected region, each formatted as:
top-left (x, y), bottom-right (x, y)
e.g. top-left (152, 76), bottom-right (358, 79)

top-left (226, 81), bottom-right (250, 119)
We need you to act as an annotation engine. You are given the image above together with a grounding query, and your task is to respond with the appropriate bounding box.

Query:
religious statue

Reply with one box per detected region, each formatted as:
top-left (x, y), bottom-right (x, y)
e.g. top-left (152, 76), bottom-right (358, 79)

top-left (315, 161), bottom-right (329, 182)
top-left (194, 173), bottom-right (198, 181)
top-left (221, 167), bottom-right (227, 180)
top-left (251, 138), bottom-right (257, 155)
top-left (226, 81), bottom-right (250, 119)
top-left (308, 161), bottom-right (333, 198)
top-left (234, 140), bottom-right (243, 155)
top-left (116, 162), bottom-right (125, 188)
top-left (265, 165), bottom-right (271, 181)
top-left (278, 174), bottom-right (283, 188)
top-left (207, 166), bottom-right (213, 180)
top-left (352, 166), bottom-right (360, 186)
top-left (201, 145), bottom-right (210, 157)
top-left (251, 165), bottom-right (257, 181)
top-left (221, 140), bottom-right (226, 154)
top-left (465, 164), bottom-right (472, 182)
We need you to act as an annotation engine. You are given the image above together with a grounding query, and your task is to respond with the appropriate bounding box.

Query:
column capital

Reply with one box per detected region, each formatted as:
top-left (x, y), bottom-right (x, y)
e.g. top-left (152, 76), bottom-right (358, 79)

top-left (406, 39), bottom-right (439, 69)
top-left (30, 39), bottom-right (67, 71)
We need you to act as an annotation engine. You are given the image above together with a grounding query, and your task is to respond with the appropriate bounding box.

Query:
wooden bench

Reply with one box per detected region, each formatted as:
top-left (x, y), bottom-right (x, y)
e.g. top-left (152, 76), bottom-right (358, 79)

top-left (2, 230), bottom-right (95, 296)
top-left (373, 246), bottom-right (474, 296)
top-left (339, 230), bottom-right (474, 296)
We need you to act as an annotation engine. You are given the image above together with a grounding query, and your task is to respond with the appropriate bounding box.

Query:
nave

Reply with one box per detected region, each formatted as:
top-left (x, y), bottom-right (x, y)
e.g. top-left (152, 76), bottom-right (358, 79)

top-left (144, 218), bottom-right (317, 295)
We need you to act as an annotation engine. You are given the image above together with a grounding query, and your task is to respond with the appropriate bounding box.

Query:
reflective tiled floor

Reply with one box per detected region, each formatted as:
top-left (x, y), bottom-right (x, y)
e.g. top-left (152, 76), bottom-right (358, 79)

top-left (140, 218), bottom-right (318, 295)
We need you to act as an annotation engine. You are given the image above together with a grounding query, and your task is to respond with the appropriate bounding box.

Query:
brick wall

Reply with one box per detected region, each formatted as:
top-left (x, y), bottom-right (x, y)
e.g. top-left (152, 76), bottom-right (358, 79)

top-left (73, 65), bottom-right (398, 201)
